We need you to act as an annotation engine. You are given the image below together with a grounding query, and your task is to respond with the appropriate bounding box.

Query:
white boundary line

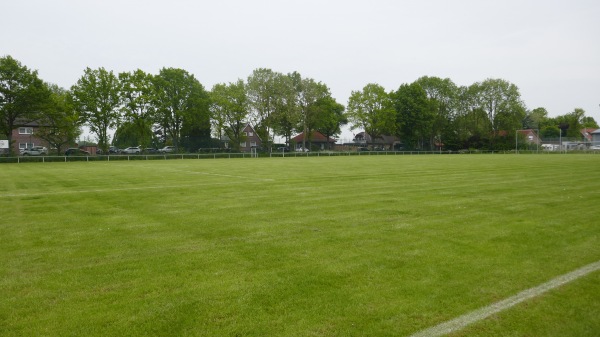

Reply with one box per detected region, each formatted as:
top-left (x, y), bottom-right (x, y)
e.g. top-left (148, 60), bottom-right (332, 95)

top-left (409, 260), bottom-right (600, 337)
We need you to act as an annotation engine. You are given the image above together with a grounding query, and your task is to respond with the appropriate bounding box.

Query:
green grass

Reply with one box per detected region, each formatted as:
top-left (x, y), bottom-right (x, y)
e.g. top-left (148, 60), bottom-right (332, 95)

top-left (1, 154), bottom-right (599, 336)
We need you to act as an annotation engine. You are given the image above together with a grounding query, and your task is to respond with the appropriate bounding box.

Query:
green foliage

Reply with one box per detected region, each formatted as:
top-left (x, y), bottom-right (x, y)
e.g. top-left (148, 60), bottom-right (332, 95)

top-left (346, 83), bottom-right (396, 143)
top-left (247, 68), bottom-right (279, 146)
top-left (70, 67), bottom-right (121, 152)
top-left (270, 73), bottom-right (301, 145)
top-left (119, 69), bottom-right (156, 149)
top-left (153, 68), bottom-right (210, 150)
top-left (392, 82), bottom-right (432, 150)
top-left (0, 55), bottom-right (51, 155)
top-left (312, 96), bottom-right (346, 150)
top-left (35, 84), bottom-right (81, 155)
top-left (210, 80), bottom-right (249, 152)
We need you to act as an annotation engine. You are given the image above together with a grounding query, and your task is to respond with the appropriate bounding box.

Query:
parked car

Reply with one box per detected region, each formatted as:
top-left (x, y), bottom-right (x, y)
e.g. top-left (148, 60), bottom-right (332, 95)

top-left (277, 146), bottom-right (290, 152)
top-left (20, 146), bottom-right (47, 156)
top-left (159, 146), bottom-right (176, 153)
top-left (295, 147), bottom-right (310, 152)
top-left (122, 146), bottom-right (141, 154)
top-left (65, 148), bottom-right (90, 156)
top-left (143, 148), bottom-right (159, 154)
top-left (590, 145), bottom-right (600, 150)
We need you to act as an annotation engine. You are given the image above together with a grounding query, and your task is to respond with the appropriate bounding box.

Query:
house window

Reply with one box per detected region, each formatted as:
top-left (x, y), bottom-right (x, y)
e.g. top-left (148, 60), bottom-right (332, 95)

top-left (250, 141), bottom-right (257, 147)
top-left (19, 127), bottom-right (33, 135)
top-left (240, 142), bottom-right (247, 147)
top-left (248, 132), bottom-right (253, 137)
top-left (19, 143), bottom-right (34, 149)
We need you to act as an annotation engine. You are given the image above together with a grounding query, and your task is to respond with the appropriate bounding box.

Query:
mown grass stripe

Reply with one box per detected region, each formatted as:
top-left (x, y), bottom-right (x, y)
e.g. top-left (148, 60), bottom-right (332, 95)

top-left (409, 260), bottom-right (600, 337)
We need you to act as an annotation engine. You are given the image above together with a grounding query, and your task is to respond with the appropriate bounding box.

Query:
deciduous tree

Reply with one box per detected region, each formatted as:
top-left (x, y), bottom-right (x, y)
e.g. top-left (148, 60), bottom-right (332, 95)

top-left (210, 80), bottom-right (249, 152)
top-left (346, 83), bottom-right (395, 148)
top-left (0, 55), bottom-right (50, 155)
top-left (153, 68), bottom-right (210, 151)
top-left (71, 67), bottom-right (121, 153)
top-left (392, 83), bottom-right (432, 150)
top-left (119, 69), bottom-right (156, 148)
top-left (35, 84), bottom-right (81, 155)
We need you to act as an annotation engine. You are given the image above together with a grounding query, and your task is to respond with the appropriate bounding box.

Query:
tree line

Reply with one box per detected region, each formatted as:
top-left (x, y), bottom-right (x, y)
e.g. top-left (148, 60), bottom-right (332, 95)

top-left (1, 55), bottom-right (597, 155)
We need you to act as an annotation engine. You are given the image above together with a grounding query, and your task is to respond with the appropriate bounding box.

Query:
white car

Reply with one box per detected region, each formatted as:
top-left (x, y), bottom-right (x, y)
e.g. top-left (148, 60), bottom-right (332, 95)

top-left (590, 145), bottom-right (600, 151)
top-left (20, 146), bottom-right (47, 156)
top-left (122, 146), bottom-right (141, 154)
top-left (159, 146), bottom-right (176, 153)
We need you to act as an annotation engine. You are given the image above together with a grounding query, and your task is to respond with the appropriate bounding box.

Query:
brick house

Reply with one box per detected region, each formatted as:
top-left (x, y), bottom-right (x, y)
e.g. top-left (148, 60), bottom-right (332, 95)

top-left (221, 124), bottom-right (262, 152)
top-left (517, 129), bottom-right (541, 145)
top-left (291, 131), bottom-right (337, 150)
top-left (10, 120), bottom-right (50, 154)
top-left (240, 124), bottom-right (262, 152)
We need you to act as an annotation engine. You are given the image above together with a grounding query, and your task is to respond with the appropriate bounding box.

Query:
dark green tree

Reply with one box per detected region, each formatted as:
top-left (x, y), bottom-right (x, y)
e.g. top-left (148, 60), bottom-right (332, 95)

top-left (391, 83), bottom-right (433, 150)
top-left (119, 69), bottom-right (156, 149)
top-left (247, 68), bottom-right (279, 150)
top-left (35, 84), bottom-right (81, 155)
top-left (153, 68), bottom-right (210, 151)
top-left (0, 55), bottom-right (50, 155)
top-left (313, 96), bottom-right (346, 150)
top-left (413, 76), bottom-right (458, 150)
top-left (294, 73), bottom-right (331, 150)
top-left (71, 67), bottom-right (121, 153)
top-left (469, 79), bottom-right (526, 149)
top-left (271, 73), bottom-right (301, 146)
top-left (210, 80), bottom-right (249, 152)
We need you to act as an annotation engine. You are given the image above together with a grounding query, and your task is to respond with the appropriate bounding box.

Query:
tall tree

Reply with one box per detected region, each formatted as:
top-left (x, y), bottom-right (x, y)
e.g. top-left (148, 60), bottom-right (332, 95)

top-left (210, 80), bottom-right (249, 152)
top-left (271, 73), bottom-right (301, 146)
top-left (71, 67), bottom-right (121, 153)
top-left (413, 76), bottom-right (458, 149)
top-left (247, 68), bottom-right (279, 150)
top-left (153, 67), bottom-right (210, 151)
top-left (523, 107), bottom-right (548, 130)
top-left (119, 69), bottom-right (156, 149)
top-left (391, 82), bottom-right (433, 150)
top-left (0, 55), bottom-right (50, 155)
top-left (473, 79), bottom-right (526, 132)
top-left (294, 73), bottom-right (331, 150)
top-left (346, 83), bottom-right (395, 148)
top-left (313, 96), bottom-right (346, 150)
top-left (35, 84), bottom-right (81, 155)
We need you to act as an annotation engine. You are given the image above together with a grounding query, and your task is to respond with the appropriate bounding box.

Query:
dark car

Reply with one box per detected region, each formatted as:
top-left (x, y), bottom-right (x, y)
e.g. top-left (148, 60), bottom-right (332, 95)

top-left (277, 146), bottom-right (290, 152)
top-left (143, 148), bottom-right (159, 154)
top-left (65, 148), bottom-right (90, 156)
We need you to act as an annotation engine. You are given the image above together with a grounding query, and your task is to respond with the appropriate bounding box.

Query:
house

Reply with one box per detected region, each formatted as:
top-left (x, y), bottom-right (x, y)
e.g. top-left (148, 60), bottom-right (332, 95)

top-left (291, 131), bottom-right (337, 150)
top-left (591, 129), bottom-right (600, 146)
top-left (517, 129), bottom-right (541, 145)
top-left (10, 120), bottom-right (50, 154)
top-left (238, 124), bottom-right (262, 152)
top-left (581, 128), bottom-right (597, 143)
top-left (349, 132), bottom-right (401, 150)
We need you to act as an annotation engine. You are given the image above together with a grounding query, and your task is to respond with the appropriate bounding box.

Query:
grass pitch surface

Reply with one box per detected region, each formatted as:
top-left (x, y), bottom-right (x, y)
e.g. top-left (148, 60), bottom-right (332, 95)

top-left (1, 154), bottom-right (599, 336)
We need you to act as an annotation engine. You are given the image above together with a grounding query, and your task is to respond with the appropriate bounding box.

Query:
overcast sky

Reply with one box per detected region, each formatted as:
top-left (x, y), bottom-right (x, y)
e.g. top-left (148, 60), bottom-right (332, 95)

top-left (3, 0), bottom-right (599, 139)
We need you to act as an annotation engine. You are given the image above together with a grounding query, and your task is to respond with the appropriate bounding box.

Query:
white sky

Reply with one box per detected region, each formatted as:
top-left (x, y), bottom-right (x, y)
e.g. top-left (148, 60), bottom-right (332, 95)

top-left (2, 0), bottom-right (599, 140)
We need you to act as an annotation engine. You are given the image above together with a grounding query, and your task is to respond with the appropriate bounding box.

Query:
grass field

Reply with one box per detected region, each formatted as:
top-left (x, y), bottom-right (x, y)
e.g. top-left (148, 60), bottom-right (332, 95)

top-left (1, 154), bottom-right (599, 336)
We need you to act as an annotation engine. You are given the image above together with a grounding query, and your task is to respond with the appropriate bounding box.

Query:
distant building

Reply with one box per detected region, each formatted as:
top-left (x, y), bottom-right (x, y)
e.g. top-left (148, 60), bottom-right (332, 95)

top-left (349, 132), bottom-right (401, 150)
top-left (220, 124), bottom-right (262, 152)
top-left (10, 120), bottom-right (50, 154)
top-left (517, 129), bottom-right (541, 145)
top-left (291, 131), bottom-right (337, 150)
top-left (591, 129), bottom-right (600, 146)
